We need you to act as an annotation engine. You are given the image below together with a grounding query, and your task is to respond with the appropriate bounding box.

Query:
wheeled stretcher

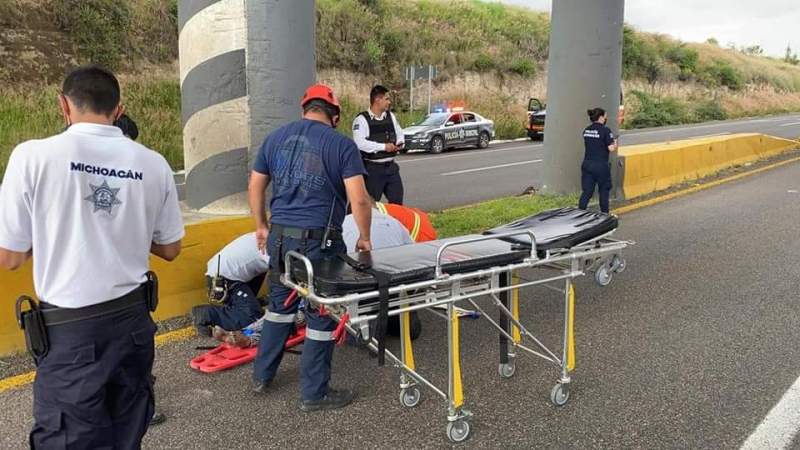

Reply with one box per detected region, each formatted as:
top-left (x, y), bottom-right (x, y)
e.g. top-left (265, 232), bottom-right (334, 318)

top-left (282, 207), bottom-right (631, 442)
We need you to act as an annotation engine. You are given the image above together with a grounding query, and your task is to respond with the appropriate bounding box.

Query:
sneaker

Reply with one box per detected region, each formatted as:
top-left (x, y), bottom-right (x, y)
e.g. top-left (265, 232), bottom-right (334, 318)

top-left (298, 388), bottom-right (355, 412)
top-left (150, 411), bottom-right (166, 426)
top-left (252, 379), bottom-right (273, 395)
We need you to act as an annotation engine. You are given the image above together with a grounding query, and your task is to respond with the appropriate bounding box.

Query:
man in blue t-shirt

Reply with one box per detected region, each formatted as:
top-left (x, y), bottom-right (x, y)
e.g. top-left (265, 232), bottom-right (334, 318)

top-left (248, 84), bottom-right (373, 412)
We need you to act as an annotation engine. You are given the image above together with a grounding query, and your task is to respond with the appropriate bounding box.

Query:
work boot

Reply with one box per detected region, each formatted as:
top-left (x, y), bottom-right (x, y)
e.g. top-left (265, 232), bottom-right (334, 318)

top-left (252, 379), bottom-right (273, 395)
top-left (298, 388), bottom-right (355, 412)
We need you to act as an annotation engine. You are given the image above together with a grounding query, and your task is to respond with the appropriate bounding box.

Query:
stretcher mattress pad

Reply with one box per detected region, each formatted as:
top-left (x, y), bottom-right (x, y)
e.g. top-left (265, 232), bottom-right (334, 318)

top-left (288, 207), bottom-right (618, 297)
top-left (291, 235), bottom-right (528, 296)
top-left (483, 207), bottom-right (617, 251)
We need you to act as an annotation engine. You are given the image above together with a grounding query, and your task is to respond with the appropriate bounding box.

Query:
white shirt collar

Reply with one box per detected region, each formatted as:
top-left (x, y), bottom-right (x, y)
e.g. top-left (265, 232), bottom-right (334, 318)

top-left (66, 122), bottom-right (124, 137)
top-left (368, 109), bottom-right (387, 121)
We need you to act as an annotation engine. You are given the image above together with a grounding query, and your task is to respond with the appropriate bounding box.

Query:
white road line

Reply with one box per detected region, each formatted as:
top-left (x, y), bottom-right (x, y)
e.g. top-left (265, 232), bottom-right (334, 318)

top-left (440, 159), bottom-right (542, 176)
top-left (740, 375), bottom-right (800, 450)
top-left (399, 144), bottom-right (542, 164)
top-left (701, 132), bottom-right (731, 137)
top-left (779, 122), bottom-right (800, 127)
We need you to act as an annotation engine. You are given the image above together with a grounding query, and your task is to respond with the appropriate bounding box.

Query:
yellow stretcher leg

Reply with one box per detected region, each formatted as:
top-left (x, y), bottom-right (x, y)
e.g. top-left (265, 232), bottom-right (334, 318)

top-left (401, 311), bottom-right (415, 370)
top-left (566, 284), bottom-right (576, 372)
top-left (449, 305), bottom-right (464, 408)
top-left (511, 271), bottom-right (521, 344)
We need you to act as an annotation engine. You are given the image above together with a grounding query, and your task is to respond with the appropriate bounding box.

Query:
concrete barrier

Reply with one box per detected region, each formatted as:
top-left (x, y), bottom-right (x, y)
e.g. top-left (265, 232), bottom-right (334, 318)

top-left (0, 216), bottom-right (253, 356)
top-left (619, 133), bottom-right (798, 200)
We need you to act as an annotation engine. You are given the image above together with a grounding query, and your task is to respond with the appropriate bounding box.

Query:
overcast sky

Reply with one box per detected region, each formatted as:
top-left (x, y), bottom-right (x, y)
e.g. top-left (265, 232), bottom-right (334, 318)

top-left (495, 0), bottom-right (800, 57)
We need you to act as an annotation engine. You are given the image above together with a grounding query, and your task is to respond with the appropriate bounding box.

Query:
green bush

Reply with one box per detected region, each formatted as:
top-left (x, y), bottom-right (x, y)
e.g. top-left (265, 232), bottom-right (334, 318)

top-left (627, 90), bottom-right (691, 128)
top-left (50, 0), bottom-right (131, 69)
top-left (693, 99), bottom-right (728, 122)
top-left (509, 58), bottom-right (536, 77)
top-left (473, 54), bottom-right (495, 72)
top-left (665, 44), bottom-right (699, 80)
top-left (701, 60), bottom-right (744, 91)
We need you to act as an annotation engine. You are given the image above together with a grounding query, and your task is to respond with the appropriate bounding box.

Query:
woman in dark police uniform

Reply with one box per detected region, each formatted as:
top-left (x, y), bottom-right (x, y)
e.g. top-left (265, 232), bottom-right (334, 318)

top-left (578, 107), bottom-right (618, 213)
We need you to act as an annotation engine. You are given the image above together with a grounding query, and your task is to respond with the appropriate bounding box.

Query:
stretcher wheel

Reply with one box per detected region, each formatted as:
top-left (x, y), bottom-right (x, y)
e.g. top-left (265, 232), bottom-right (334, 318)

top-left (611, 255), bottom-right (626, 274)
top-left (550, 383), bottom-right (570, 407)
top-left (446, 420), bottom-right (471, 443)
top-left (399, 387), bottom-right (421, 408)
top-left (498, 362), bottom-right (516, 379)
top-left (594, 265), bottom-right (613, 286)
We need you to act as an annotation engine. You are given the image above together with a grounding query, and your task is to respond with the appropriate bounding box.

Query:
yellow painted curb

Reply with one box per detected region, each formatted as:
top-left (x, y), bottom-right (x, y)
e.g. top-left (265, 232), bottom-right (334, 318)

top-left (0, 326), bottom-right (198, 394)
top-left (614, 155), bottom-right (800, 215)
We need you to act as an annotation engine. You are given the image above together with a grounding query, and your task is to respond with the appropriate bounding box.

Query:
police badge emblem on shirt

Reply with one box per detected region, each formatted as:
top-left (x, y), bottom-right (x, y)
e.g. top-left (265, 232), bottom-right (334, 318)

top-left (84, 179), bottom-right (123, 214)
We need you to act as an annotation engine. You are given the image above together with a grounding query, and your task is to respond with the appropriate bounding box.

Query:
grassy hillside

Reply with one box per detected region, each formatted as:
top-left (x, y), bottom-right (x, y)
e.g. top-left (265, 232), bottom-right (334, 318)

top-left (2, 0), bottom-right (800, 177)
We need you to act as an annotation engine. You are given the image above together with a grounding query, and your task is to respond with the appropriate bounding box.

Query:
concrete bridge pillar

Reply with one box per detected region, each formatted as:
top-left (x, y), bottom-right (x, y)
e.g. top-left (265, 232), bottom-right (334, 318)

top-left (541, 0), bottom-right (625, 197)
top-left (178, 0), bottom-right (316, 213)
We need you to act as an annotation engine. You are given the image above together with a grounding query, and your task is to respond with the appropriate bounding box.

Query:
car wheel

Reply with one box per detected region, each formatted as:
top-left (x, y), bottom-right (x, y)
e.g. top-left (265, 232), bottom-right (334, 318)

top-left (478, 131), bottom-right (490, 149)
top-left (430, 136), bottom-right (445, 154)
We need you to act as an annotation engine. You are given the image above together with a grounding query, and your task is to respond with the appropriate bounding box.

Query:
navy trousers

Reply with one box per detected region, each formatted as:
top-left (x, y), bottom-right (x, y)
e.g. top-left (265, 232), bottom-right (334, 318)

top-left (579, 160), bottom-right (612, 213)
top-left (193, 277), bottom-right (264, 331)
top-left (365, 160), bottom-right (404, 205)
top-left (30, 302), bottom-right (155, 449)
top-left (252, 233), bottom-right (346, 401)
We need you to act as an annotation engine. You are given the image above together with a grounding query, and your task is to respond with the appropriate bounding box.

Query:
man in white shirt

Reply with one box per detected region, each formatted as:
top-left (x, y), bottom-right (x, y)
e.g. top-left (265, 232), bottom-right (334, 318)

top-left (343, 203), bottom-right (422, 340)
top-left (0, 65), bottom-right (184, 448)
top-left (193, 232), bottom-right (268, 336)
top-left (352, 85), bottom-right (406, 204)
top-left (342, 203), bottom-right (414, 252)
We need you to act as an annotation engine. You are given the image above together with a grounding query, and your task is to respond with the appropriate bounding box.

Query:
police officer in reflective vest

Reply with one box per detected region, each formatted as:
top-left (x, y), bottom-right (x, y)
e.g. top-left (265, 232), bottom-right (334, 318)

top-left (579, 107), bottom-right (618, 213)
top-left (352, 85), bottom-right (406, 204)
top-left (0, 65), bottom-right (184, 448)
top-left (249, 84), bottom-right (373, 411)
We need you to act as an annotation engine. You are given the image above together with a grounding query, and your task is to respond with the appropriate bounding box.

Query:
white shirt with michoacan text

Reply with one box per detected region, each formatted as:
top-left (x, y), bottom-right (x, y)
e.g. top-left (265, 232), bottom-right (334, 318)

top-left (0, 123), bottom-right (185, 308)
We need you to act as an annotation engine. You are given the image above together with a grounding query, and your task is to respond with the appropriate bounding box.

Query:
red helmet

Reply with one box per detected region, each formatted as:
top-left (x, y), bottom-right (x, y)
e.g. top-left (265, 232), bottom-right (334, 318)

top-left (301, 84), bottom-right (340, 112)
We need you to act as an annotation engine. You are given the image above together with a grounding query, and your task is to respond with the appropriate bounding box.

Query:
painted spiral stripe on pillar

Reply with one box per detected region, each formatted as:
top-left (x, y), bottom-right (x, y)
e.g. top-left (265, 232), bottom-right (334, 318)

top-left (179, 0), bottom-right (249, 210)
top-left (180, 49), bottom-right (246, 127)
top-left (178, 0), bottom-right (222, 34)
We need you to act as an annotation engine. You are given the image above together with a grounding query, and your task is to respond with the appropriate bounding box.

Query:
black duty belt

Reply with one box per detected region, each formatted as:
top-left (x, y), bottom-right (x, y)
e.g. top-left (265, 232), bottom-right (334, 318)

top-left (338, 253), bottom-right (391, 366)
top-left (38, 283), bottom-right (150, 327)
top-left (362, 157), bottom-right (395, 165)
top-left (271, 224), bottom-right (341, 241)
top-left (16, 272), bottom-right (158, 363)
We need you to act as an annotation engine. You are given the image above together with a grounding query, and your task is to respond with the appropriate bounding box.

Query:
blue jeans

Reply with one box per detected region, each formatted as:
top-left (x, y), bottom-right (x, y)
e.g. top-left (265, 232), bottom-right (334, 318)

top-left (252, 231), bottom-right (346, 401)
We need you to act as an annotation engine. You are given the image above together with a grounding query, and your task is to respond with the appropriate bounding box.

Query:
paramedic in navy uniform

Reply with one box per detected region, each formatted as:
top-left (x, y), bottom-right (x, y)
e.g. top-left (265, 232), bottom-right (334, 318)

top-left (352, 85), bottom-right (406, 204)
top-left (249, 84), bottom-right (373, 412)
top-left (0, 65), bottom-right (184, 448)
top-left (578, 107), bottom-right (618, 214)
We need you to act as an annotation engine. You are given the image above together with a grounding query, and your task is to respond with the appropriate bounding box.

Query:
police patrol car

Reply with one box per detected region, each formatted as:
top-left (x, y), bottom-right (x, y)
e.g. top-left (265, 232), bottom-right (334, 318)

top-left (403, 110), bottom-right (495, 154)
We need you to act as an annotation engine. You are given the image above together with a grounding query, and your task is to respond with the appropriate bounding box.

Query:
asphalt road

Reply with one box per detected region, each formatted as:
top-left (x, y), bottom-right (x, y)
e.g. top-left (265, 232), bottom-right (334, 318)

top-left (2, 159), bottom-right (799, 448)
top-left (397, 113), bottom-right (800, 210)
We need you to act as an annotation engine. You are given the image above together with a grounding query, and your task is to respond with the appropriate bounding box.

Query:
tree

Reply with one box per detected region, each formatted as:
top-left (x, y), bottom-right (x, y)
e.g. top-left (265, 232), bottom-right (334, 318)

top-left (785, 44), bottom-right (799, 65)
top-left (741, 44), bottom-right (764, 56)
top-left (706, 37), bottom-right (719, 46)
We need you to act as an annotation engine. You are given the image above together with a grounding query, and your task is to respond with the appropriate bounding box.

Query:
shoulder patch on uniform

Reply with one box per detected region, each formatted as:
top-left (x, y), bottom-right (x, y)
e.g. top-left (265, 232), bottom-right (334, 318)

top-left (353, 123), bottom-right (360, 131)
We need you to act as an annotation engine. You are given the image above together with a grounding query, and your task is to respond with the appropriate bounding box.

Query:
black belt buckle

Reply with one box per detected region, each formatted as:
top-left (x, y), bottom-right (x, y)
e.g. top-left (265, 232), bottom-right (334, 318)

top-left (145, 271), bottom-right (159, 312)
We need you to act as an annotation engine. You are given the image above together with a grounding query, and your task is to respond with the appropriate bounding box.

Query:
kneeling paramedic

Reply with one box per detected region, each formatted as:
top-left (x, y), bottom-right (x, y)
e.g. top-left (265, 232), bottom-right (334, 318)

top-left (0, 65), bottom-right (184, 448)
top-left (193, 232), bottom-right (267, 336)
top-left (248, 84), bottom-right (373, 412)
